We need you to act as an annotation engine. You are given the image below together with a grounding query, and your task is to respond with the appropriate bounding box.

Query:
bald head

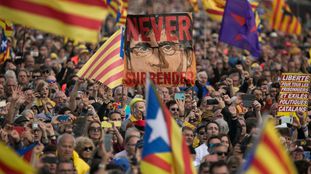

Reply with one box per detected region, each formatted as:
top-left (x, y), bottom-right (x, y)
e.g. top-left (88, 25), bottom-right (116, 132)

top-left (57, 134), bottom-right (75, 161)
top-left (57, 133), bottom-right (75, 145)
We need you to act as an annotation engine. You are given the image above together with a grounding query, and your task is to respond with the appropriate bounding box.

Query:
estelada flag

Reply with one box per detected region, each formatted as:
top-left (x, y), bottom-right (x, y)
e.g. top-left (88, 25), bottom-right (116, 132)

top-left (140, 79), bottom-right (196, 174)
top-left (0, 142), bottom-right (36, 174)
top-left (16, 143), bottom-right (37, 162)
top-left (240, 118), bottom-right (297, 174)
top-left (0, 30), bottom-right (10, 64)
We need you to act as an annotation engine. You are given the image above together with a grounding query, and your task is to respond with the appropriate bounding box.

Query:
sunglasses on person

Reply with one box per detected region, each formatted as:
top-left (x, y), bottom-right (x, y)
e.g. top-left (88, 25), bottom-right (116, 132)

top-left (32, 75), bottom-right (41, 79)
top-left (83, 146), bottom-right (93, 152)
top-left (216, 151), bottom-right (228, 156)
top-left (89, 127), bottom-right (101, 132)
top-left (47, 79), bottom-right (56, 84)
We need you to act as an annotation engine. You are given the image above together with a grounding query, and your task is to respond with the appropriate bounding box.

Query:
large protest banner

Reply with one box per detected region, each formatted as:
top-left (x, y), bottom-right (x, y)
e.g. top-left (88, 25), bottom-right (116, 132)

top-left (277, 73), bottom-right (310, 117)
top-left (123, 13), bottom-right (196, 87)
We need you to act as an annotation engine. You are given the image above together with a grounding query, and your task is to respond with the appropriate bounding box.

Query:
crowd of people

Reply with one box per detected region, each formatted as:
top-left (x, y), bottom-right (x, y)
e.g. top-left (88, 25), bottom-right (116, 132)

top-left (0, 0), bottom-right (311, 174)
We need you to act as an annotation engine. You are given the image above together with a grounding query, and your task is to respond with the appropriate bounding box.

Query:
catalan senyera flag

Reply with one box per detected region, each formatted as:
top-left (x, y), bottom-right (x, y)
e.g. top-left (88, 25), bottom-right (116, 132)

top-left (269, 0), bottom-right (301, 35)
top-left (77, 29), bottom-right (124, 89)
top-left (202, 0), bottom-right (258, 22)
top-left (0, 0), bottom-right (109, 43)
top-left (241, 119), bottom-right (297, 174)
top-left (0, 142), bottom-right (36, 174)
top-left (141, 79), bottom-right (196, 174)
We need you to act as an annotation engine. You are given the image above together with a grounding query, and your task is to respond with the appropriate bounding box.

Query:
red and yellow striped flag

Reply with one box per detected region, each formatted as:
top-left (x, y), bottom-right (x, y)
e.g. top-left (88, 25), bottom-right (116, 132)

top-left (269, 0), bottom-right (301, 35)
top-left (104, 0), bottom-right (128, 26)
top-left (0, 142), bottom-right (36, 174)
top-left (241, 119), bottom-right (297, 174)
top-left (77, 29), bottom-right (124, 89)
top-left (202, 0), bottom-right (258, 22)
top-left (0, 0), bottom-right (109, 43)
top-left (104, 0), bottom-right (120, 18)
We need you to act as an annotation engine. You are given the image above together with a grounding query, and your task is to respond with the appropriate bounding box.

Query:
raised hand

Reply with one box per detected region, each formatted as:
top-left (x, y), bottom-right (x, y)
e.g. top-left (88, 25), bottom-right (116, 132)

top-left (45, 123), bottom-right (55, 135)
top-left (16, 91), bottom-right (26, 105)
top-left (11, 86), bottom-right (23, 102)
top-left (253, 100), bottom-right (262, 112)
top-left (176, 98), bottom-right (185, 116)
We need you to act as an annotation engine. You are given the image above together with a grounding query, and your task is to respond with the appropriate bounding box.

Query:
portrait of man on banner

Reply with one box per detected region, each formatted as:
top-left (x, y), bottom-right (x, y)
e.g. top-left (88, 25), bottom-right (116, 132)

top-left (124, 13), bottom-right (196, 86)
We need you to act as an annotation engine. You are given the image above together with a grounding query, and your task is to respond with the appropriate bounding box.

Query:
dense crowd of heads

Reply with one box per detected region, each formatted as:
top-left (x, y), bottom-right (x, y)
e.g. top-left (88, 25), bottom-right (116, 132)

top-left (0, 1), bottom-right (311, 174)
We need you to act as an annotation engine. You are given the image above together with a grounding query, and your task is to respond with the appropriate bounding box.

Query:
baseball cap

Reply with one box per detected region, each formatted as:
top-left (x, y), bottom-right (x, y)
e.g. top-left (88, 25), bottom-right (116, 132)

top-left (129, 98), bottom-right (145, 108)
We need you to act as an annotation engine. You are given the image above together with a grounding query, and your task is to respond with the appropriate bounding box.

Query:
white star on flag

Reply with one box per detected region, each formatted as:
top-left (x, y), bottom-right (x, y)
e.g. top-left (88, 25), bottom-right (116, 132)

top-left (1, 40), bottom-right (7, 50)
top-left (147, 109), bottom-right (169, 145)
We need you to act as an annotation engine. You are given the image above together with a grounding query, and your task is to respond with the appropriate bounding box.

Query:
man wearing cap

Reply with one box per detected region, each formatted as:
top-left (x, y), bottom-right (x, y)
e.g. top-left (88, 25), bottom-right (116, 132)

top-left (70, 45), bottom-right (89, 65)
top-left (78, 49), bottom-right (90, 64)
top-left (121, 98), bottom-right (145, 132)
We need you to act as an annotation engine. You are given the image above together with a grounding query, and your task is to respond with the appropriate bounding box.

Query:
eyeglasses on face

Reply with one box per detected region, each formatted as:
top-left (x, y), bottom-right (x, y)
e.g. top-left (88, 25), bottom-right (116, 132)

top-left (130, 41), bottom-right (182, 57)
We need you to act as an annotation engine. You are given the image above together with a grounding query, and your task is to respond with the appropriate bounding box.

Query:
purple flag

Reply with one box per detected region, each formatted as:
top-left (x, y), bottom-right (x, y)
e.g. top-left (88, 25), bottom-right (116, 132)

top-left (219, 0), bottom-right (260, 57)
